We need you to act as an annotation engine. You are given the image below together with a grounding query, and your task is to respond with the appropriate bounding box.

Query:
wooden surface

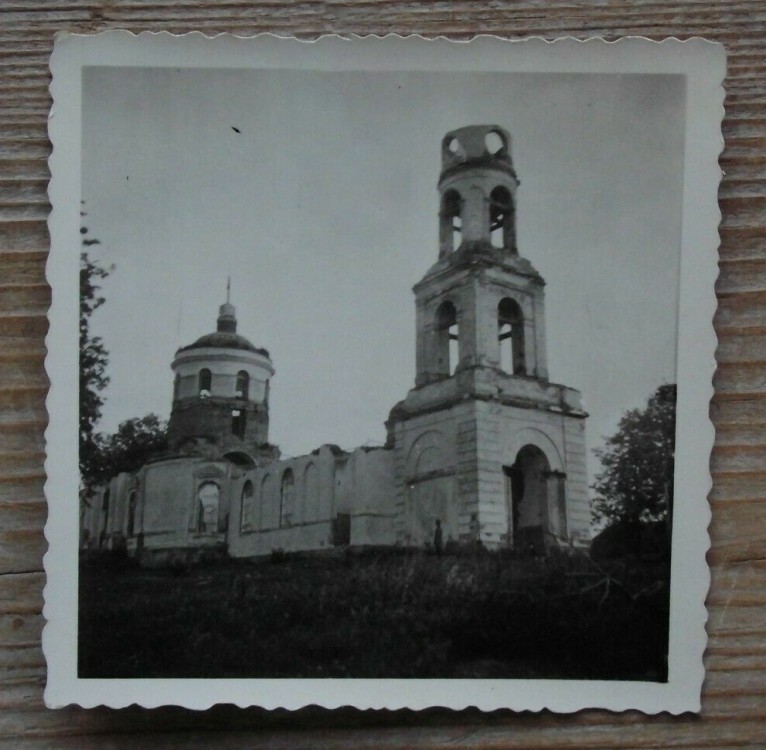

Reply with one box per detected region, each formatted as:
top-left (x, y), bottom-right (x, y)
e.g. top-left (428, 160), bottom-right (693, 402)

top-left (1, 1), bottom-right (764, 747)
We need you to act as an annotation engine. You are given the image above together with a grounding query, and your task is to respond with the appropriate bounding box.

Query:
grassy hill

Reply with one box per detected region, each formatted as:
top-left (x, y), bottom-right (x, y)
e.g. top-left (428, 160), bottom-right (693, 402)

top-left (78, 548), bottom-right (669, 680)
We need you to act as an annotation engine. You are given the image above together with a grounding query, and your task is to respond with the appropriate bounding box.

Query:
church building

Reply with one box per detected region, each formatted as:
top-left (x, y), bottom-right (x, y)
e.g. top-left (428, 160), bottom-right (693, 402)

top-left (81, 125), bottom-right (591, 563)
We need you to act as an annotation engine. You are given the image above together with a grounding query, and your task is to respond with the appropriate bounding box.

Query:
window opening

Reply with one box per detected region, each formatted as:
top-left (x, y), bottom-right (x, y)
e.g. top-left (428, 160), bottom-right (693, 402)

top-left (490, 186), bottom-right (514, 249)
top-left (197, 481), bottom-right (220, 534)
top-left (440, 190), bottom-right (462, 256)
top-left (231, 409), bottom-right (246, 439)
top-left (436, 300), bottom-right (459, 376)
top-left (235, 370), bottom-right (249, 400)
top-left (498, 298), bottom-right (526, 375)
top-left (198, 368), bottom-right (212, 397)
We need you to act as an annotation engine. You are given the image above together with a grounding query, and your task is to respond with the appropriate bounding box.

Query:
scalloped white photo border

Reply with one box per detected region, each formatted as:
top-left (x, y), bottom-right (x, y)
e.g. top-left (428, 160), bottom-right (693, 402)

top-left (44, 32), bottom-right (724, 713)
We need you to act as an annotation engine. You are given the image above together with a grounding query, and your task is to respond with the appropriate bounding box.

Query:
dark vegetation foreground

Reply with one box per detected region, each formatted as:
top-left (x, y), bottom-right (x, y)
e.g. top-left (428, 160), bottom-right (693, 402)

top-left (78, 549), bottom-right (669, 680)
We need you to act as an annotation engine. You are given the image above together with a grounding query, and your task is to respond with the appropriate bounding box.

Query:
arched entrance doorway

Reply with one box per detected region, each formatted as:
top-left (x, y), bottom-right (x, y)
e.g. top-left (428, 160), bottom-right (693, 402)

top-left (503, 444), bottom-right (552, 555)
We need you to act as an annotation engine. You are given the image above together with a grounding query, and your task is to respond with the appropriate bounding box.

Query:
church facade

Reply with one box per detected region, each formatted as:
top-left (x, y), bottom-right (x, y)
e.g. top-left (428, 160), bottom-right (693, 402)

top-left (80, 125), bottom-right (591, 563)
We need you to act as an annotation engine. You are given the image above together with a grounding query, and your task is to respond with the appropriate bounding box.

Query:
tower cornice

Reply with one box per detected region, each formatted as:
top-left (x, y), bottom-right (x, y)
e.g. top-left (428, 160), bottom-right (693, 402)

top-left (413, 246), bottom-right (545, 295)
top-left (438, 158), bottom-right (518, 185)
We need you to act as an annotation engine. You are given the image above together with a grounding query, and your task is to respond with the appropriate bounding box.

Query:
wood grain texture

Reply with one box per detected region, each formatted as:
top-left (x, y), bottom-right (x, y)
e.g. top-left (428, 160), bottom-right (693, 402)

top-left (1, 1), bottom-right (764, 747)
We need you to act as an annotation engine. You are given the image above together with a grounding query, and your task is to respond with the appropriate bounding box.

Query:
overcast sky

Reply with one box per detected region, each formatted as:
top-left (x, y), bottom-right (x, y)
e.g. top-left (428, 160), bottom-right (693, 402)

top-left (82, 66), bottom-right (685, 482)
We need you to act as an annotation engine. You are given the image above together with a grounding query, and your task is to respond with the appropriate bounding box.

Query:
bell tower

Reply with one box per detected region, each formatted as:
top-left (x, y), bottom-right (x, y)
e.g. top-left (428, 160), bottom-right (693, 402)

top-left (388, 125), bottom-right (590, 552)
top-left (415, 124), bottom-right (549, 388)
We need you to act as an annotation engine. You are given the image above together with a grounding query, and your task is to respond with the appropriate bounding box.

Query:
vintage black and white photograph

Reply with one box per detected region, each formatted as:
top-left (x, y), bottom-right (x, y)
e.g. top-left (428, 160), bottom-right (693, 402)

top-left (45, 34), bottom-right (722, 712)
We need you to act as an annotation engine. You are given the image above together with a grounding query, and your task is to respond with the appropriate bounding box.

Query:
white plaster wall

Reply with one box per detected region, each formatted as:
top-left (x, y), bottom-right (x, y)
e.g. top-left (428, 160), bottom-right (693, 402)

top-left (302, 462), bottom-right (320, 523)
top-left (138, 460), bottom-right (193, 548)
top-left (228, 447), bottom-right (339, 557)
top-left (108, 472), bottom-right (135, 537)
top-left (228, 444), bottom-right (399, 557)
top-left (404, 475), bottom-right (458, 548)
top-left (391, 405), bottom-right (464, 546)
top-left (348, 447), bottom-right (397, 546)
top-left (139, 457), bottom-right (230, 549)
top-left (562, 416), bottom-right (590, 543)
top-left (333, 456), bottom-right (353, 515)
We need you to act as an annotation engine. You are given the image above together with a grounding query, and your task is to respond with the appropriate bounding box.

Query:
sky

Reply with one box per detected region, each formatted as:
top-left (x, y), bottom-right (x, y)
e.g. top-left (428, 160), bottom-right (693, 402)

top-left (82, 66), bottom-right (685, 483)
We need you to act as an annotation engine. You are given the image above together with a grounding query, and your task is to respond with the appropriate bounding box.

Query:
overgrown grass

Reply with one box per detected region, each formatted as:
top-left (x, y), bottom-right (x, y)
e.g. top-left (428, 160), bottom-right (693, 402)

top-left (78, 548), bottom-right (669, 680)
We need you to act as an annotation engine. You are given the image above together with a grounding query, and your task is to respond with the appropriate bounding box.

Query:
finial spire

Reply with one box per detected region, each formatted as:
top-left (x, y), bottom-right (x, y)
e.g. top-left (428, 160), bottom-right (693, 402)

top-left (217, 279), bottom-right (237, 334)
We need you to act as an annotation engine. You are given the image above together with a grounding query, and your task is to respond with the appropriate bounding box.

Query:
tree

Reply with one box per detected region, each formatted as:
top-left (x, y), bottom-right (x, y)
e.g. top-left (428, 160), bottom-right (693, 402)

top-left (87, 414), bottom-right (169, 486)
top-left (591, 384), bottom-right (676, 528)
top-left (79, 222), bottom-right (112, 479)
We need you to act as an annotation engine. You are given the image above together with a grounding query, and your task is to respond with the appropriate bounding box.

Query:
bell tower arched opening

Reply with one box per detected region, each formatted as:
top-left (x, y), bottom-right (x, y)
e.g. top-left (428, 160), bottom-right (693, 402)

top-left (435, 300), bottom-right (459, 376)
top-left (439, 189), bottom-right (463, 257)
top-left (490, 185), bottom-right (516, 251)
top-left (498, 297), bottom-right (526, 375)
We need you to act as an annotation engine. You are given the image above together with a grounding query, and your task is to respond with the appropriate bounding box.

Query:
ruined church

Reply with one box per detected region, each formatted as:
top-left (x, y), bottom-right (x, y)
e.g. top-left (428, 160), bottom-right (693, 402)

top-left (81, 125), bottom-right (591, 563)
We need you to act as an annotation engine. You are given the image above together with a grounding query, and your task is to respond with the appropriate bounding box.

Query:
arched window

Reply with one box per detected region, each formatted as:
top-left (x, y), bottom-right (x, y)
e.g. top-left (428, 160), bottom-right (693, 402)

top-left (504, 444), bottom-right (551, 553)
top-left (127, 491), bottom-right (137, 537)
top-left (240, 480), bottom-right (254, 532)
top-left (489, 186), bottom-right (515, 250)
top-left (235, 370), bottom-right (249, 400)
top-left (173, 373), bottom-right (180, 401)
top-left (498, 298), bottom-right (526, 375)
top-left (280, 469), bottom-right (295, 528)
top-left (231, 408), bottom-right (246, 439)
top-left (436, 300), bottom-right (459, 376)
top-left (439, 189), bottom-right (463, 257)
top-left (197, 481), bottom-right (220, 533)
top-left (198, 368), bottom-right (212, 397)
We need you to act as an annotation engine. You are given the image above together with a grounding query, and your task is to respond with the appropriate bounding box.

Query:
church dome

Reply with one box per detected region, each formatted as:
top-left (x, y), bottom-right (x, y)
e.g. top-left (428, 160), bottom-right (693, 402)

top-left (178, 331), bottom-right (269, 357)
top-left (176, 298), bottom-right (269, 357)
